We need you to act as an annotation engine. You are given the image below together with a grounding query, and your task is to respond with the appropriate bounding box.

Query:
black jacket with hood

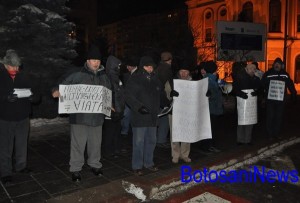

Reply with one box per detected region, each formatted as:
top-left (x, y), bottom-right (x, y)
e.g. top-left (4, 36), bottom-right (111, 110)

top-left (105, 55), bottom-right (125, 121)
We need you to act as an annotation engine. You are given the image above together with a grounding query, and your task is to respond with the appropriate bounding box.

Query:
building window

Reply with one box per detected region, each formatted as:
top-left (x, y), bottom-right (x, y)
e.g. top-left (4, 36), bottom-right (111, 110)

top-left (242, 1), bottom-right (253, 22)
top-left (298, 0), bottom-right (300, 32)
top-left (269, 0), bottom-right (281, 32)
top-left (295, 55), bottom-right (300, 83)
top-left (218, 6), bottom-right (227, 21)
top-left (205, 28), bottom-right (212, 42)
top-left (204, 10), bottom-right (213, 42)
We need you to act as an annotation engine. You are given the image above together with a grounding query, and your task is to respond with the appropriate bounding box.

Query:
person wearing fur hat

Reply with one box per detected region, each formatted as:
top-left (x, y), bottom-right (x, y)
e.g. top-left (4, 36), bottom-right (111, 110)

top-left (0, 49), bottom-right (40, 185)
top-left (262, 57), bottom-right (297, 139)
top-left (52, 45), bottom-right (111, 182)
top-left (125, 56), bottom-right (169, 176)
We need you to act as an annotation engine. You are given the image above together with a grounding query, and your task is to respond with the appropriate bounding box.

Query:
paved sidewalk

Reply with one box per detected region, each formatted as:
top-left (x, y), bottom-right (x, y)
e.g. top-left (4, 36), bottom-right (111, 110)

top-left (0, 95), bottom-right (299, 202)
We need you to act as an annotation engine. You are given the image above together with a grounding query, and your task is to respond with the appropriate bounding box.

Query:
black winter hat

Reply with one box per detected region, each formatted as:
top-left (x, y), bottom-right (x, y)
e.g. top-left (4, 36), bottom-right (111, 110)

top-left (139, 56), bottom-right (156, 68)
top-left (123, 56), bottom-right (139, 67)
top-left (86, 45), bottom-right (102, 60)
top-left (204, 60), bottom-right (217, 73)
top-left (273, 57), bottom-right (283, 65)
top-left (1, 49), bottom-right (22, 66)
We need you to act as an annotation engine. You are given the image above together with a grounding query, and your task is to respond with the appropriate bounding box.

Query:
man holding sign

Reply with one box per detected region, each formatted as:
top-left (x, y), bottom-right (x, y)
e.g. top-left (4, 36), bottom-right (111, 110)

top-left (52, 45), bottom-right (111, 182)
top-left (262, 58), bottom-right (297, 139)
top-left (233, 63), bottom-right (261, 145)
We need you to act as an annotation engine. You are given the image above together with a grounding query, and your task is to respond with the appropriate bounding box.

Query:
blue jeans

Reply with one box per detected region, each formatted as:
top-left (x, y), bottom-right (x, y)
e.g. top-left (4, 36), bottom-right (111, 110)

top-left (156, 114), bottom-right (169, 143)
top-left (121, 105), bottom-right (131, 135)
top-left (132, 127), bottom-right (156, 170)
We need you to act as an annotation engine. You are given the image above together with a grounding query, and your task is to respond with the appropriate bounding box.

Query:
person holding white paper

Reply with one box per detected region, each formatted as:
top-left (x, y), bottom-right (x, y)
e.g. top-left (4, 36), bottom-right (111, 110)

top-left (233, 63), bottom-right (261, 145)
top-left (262, 58), bottom-right (297, 139)
top-left (0, 50), bottom-right (39, 185)
top-left (52, 45), bottom-right (111, 182)
top-left (169, 63), bottom-right (193, 164)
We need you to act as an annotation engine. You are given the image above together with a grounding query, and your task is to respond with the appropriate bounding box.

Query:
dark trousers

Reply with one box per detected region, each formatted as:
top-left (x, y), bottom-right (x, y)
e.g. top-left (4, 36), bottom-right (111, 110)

top-left (0, 118), bottom-right (29, 177)
top-left (266, 101), bottom-right (285, 137)
top-left (200, 114), bottom-right (219, 150)
top-left (103, 119), bottom-right (121, 156)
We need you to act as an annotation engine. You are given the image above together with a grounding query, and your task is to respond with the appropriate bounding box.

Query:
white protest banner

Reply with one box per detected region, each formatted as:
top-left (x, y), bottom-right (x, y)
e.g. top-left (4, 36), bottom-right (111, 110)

top-left (58, 84), bottom-right (112, 116)
top-left (267, 80), bottom-right (285, 101)
top-left (172, 78), bottom-right (212, 143)
top-left (236, 89), bottom-right (257, 125)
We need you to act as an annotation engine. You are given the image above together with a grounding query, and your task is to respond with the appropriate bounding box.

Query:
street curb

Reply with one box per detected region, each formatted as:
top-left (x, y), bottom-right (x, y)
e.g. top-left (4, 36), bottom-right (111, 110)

top-left (146, 136), bottom-right (300, 201)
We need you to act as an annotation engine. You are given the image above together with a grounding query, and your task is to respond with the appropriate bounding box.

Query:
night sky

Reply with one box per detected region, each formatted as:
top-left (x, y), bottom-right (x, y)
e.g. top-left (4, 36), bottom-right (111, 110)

top-left (98, 0), bottom-right (186, 25)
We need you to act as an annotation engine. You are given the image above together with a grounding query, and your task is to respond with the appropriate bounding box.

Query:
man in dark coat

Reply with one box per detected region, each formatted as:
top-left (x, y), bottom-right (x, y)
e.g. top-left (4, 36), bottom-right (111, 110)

top-left (0, 50), bottom-right (39, 185)
top-left (125, 56), bottom-right (168, 176)
top-left (233, 63), bottom-right (261, 145)
top-left (155, 51), bottom-right (173, 148)
top-left (103, 55), bottom-right (125, 157)
top-left (262, 57), bottom-right (297, 139)
top-left (52, 45), bottom-right (111, 182)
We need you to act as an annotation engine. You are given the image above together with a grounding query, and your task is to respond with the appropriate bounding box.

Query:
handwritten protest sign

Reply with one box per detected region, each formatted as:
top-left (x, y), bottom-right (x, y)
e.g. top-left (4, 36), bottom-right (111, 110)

top-left (267, 80), bottom-right (285, 101)
top-left (58, 84), bottom-right (112, 116)
top-left (236, 89), bottom-right (257, 125)
top-left (172, 78), bottom-right (212, 143)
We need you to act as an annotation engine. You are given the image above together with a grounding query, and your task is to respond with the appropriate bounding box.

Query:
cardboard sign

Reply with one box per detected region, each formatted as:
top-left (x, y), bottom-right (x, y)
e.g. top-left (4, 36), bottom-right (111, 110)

top-left (237, 89), bottom-right (257, 125)
top-left (267, 80), bottom-right (285, 101)
top-left (58, 84), bottom-right (112, 116)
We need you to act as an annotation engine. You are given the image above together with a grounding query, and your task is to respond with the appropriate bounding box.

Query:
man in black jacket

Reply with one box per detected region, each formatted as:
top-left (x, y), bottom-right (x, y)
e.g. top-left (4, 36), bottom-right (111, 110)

top-left (0, 50), bottom-right (39, 185)
top-left (52, 45), bottom-right (111, 182)
top-left (125, 56), bottom-right (168, 176)
top-left (262, 57), bottom-right (297, 139)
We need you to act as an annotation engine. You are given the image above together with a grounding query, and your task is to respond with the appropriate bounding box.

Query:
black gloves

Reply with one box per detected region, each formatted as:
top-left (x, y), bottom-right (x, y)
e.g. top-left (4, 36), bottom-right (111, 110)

top-left (238, 92), bottom-right (248, 99)
top-left (206, 90), bottom-right (211, 97)
top-left (251, 90), bottom-right (258, 96)
top-left (7, 93), bottom-right (18, 102)
top-left (170, 90), bottom-right (179, 97)
top-left (138, 106), bottom-right (150, 114)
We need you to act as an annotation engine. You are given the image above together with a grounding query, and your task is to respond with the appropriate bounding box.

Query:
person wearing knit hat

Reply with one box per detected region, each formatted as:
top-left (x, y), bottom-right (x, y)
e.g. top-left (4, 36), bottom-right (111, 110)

top-left (120, 56), bottom-right (139, 138)
top-left (262, 57), bottom-right (297, 140)
top-left (0, 49), bottom-right (40, 185)
top-left (52, 45), bottom-right (111, 182)
top-left (125, 55), bottom-right (169, 175)
top-left (169, 61), bottom-right (193, 164)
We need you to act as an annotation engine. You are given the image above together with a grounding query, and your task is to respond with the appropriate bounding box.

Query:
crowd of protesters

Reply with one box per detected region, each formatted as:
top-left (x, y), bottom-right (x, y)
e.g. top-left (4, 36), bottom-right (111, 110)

top-left (0, 46), bottom-right (297, 184)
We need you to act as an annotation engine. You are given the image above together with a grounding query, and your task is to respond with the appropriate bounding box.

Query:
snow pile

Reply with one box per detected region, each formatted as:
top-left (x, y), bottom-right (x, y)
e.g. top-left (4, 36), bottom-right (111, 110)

top-left (45, 11), bottom-right (64, 22)
top-left (122, 181), bottom-right (147, 201)
top-left (19, 4), bottom-right (43, 15)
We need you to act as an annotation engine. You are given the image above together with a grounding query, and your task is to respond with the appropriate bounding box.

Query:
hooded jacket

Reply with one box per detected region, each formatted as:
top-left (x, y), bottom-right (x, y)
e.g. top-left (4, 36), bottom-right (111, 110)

top-left (59, 63), bottom-right (111, 126)
top-left (105, 55), bottom-right (125, 120)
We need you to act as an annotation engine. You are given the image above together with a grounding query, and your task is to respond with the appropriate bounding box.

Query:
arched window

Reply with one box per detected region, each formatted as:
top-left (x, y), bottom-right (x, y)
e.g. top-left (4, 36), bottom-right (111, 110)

top-left (218, 6), bottom-right (227, 21)
top-left (269, 0), bottom-right (281, 32)
top-left (242, 1), bottom-right (253, 22)
top-left (204, 10), bottom-right (213, 42)
top-left (295, 55), bottom-right (300, 83)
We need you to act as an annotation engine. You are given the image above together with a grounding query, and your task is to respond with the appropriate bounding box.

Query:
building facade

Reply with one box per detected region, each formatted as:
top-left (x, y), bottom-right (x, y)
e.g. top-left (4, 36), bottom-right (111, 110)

top-left (186, 0), bottom-right (300, 84)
